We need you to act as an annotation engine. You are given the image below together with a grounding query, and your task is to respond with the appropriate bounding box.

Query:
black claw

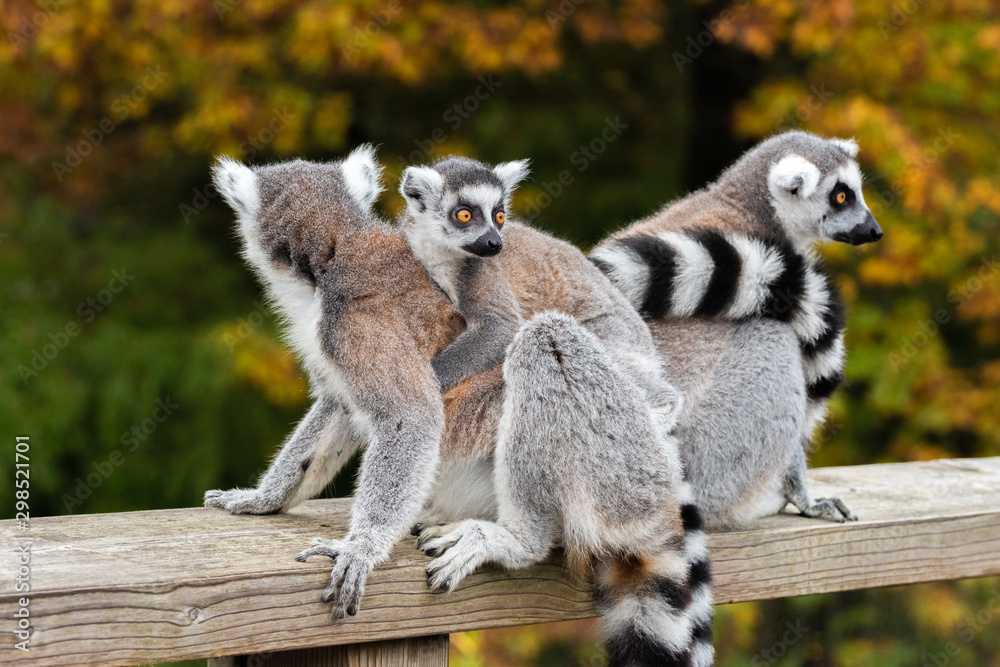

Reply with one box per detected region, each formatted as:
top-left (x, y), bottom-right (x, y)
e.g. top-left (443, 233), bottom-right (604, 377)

top-left (294, 554), bottom-right (307, 562)
top-left (321, 589), bottom-right (336, 604)
top-left (426, 548), bottom-right (440, 557)
top-left (442, 579), bottom-right (452, 592)
top-left (347, 602), bottom-right (358, 616)
top-left (410, 523), bottom-right (424, 536)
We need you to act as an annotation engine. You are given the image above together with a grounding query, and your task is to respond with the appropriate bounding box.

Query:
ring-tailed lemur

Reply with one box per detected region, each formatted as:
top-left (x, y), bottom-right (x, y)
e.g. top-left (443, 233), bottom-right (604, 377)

top-left (399, 156), bottom-right (712, 665)
top-left (206, 146), bottom-right (466, 620)
top-left (590, 131), bottom-right (881, 526)
top-left (206, 149), bottom-right (714, 665)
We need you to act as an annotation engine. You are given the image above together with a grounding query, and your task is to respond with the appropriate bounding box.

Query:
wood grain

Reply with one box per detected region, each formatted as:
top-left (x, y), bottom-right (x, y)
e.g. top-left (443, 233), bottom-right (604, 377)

top-left (3, 458), bottom-right (1000, 666)
top-left (207, 635), bottom-right (449, 667)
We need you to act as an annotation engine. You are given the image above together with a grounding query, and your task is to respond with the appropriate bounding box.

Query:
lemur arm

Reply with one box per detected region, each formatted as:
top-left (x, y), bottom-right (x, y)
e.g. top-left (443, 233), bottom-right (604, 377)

top-left (204, 395), bottom-right (362, 514)
top-left (432, 258), bottom-right (523, 392)
top-left (297, 306), bottom-right (446, 619)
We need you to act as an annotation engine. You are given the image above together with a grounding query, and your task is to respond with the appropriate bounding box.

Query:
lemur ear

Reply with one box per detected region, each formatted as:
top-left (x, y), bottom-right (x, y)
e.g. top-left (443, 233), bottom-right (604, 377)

top-left (493, 159), bottom-right (530, 194)
top-left (342, 144), bottom-right (384, 210)
top-left (400, 166), bottom-right (444, 211)
top-left (211, 157), bottom-right (259, 219)
top-left (769, 154), bottom-right (821, 199)
top-left (830, 138), bottom-right (859, 159)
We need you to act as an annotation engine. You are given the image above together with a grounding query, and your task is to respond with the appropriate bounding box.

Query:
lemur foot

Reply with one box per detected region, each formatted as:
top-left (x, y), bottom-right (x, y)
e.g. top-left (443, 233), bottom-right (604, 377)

top-left (798, 497), bottom-right (858, 523)
top-left (418, 521), bottom-right (489, 591)
top-left (295, 538), bottom-right (374, 620)
top-left (410, 512), bottom-right (451, 536)
top-left (204, 488), bottom-right (283, 515)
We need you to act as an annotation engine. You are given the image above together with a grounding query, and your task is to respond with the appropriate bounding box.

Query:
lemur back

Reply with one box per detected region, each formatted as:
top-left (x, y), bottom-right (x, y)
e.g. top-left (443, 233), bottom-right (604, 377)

top-left (591, 131), bottom-right (881, 429)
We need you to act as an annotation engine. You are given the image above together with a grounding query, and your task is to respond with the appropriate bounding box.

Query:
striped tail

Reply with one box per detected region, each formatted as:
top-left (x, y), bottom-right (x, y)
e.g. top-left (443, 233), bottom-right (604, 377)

top-left (589, 230), bottom-right (846, 408)
top-left (596, 483), bottom-right (714, 667)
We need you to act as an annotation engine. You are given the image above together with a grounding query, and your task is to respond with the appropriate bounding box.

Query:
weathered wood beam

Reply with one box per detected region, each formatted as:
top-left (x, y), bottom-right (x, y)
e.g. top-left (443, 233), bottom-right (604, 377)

top-left (2, 458), bottom-right (999, 666)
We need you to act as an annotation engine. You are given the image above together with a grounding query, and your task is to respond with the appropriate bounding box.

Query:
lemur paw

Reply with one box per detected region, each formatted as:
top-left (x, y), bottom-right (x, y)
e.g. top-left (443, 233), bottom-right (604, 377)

top-left (419, 522), bottom-right (489, 591)
top-left (295, 538), bottom-right (374, 620)
top-left (800, 497), bottom-right (858, 523)
top-left (204, 488), bottom-right (282, 515)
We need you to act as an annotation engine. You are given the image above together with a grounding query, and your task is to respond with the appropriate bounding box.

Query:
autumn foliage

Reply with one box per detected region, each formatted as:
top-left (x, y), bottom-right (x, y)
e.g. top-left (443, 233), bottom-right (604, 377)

top-left (2, 0), bottom-right (999, 664)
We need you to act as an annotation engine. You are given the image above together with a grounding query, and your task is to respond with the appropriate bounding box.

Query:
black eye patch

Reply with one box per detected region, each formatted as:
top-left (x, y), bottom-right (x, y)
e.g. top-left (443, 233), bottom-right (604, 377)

top-left (829, 182), bottom-right (855, 208)
top-left (452, 204), bottom-right (483, 225)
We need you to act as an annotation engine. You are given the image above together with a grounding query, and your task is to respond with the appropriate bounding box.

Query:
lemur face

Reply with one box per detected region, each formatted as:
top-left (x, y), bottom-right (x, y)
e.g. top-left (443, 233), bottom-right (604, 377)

top-left (400, 157), bottom-right (529, 258)
top-left (766, 140), bottom-right (882, 249)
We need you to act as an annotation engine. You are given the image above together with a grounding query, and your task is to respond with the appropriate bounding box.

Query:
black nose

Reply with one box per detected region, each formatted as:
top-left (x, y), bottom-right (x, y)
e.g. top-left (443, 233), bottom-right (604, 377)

top-left (844, 211), bottom-right (883, 246)
top-left (461, 229), bottom-right (504, 257)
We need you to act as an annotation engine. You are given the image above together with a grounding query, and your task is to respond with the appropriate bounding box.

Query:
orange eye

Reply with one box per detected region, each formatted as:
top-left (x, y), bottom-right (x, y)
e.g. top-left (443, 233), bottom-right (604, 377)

top-left (495, 211), bottom-right (505, 225)
top-left (836, 191), bottom-right (847, 205)
top-left (456, 209), bottom-right (472, 223)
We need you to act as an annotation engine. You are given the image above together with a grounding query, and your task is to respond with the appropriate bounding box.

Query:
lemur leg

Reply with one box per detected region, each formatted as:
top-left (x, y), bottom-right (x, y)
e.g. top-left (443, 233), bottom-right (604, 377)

top-left (205, 396), bottom-right (361, 514)
top-left (782, 445), bottom-right (858, 523)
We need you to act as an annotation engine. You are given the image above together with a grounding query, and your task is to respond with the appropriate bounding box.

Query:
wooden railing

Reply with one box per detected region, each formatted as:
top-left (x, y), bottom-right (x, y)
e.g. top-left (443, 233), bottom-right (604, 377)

top-left (3, 458), bottom-right (1000, 666)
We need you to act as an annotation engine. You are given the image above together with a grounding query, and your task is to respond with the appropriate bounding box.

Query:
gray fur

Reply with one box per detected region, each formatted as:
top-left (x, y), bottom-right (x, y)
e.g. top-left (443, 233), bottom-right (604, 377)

top-left (400, 156), bottom-right (710, 662)
top-left (207, 146), bottom-right (454, 620)
top-left (590, 132), bottom-right (876, 528)
top-left (205, 397), bottom-right (361, 514)
top-left (419, 312), bottom-right (713, 666)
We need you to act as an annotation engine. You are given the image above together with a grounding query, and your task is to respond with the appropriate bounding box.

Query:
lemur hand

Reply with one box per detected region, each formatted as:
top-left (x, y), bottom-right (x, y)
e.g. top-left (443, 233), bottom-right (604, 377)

top-left (295, 537), bottom-right (377, 620)
top-left (204, 488), bottom-right (283, 515)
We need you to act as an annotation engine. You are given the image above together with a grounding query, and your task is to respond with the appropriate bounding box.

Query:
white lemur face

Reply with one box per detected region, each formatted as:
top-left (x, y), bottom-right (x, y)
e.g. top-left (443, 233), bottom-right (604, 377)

top-left (400, 157), bottom-right (529, 258)
top-left (767, 139), bottom-right (883, 250)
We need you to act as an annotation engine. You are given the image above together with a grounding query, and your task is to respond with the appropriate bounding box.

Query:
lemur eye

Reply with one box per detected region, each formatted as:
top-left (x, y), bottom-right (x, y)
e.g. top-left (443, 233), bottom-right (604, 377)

top-left (836, 191), bottom-right (847, 205)
top-left (456, 209), bottom-right (472, 223)
top-left (495, 211), bottom-right (505, 225)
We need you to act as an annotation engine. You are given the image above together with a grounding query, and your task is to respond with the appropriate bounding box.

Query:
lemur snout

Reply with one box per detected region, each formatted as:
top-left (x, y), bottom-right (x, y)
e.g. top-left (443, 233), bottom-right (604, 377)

top-left (462, 229), bottom-right (503, 257)
top-left (847, 212), bottom-right (883, 245)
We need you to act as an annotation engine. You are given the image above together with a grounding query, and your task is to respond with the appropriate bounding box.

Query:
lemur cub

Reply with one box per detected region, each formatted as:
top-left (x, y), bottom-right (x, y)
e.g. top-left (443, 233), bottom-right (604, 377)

top-left (399, 156), bottom-right (680, 429)
top-left (399, 156), bottom-right (713, 665)
top-left (590, 131), bottom-right (882, 526)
